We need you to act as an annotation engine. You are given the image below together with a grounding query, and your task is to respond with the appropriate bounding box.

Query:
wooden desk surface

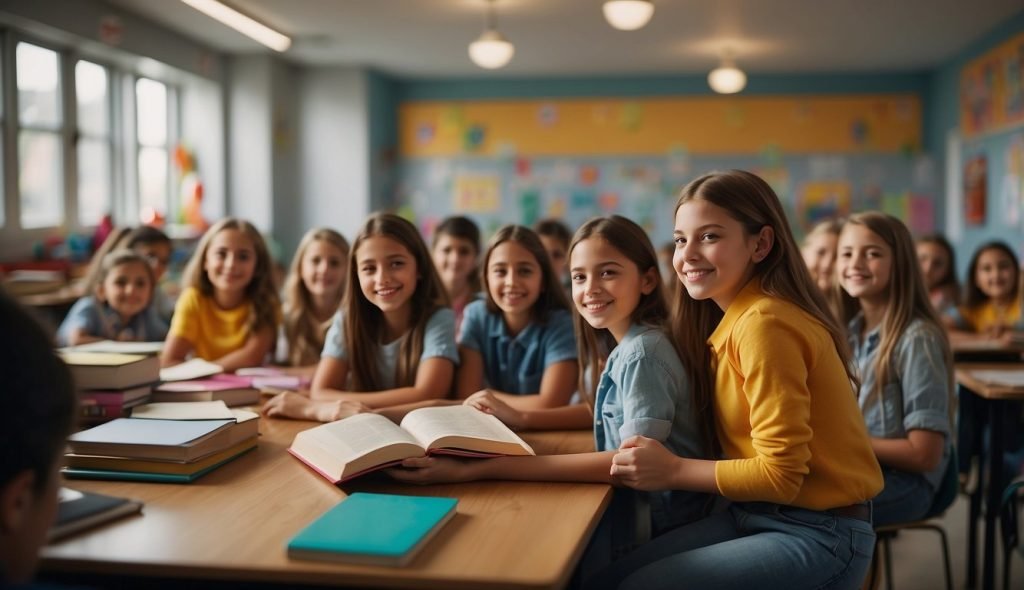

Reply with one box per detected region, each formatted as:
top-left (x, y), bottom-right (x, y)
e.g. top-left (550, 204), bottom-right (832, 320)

top-left (42, 418), bottom-right (608, 590)
top-left (955, 362), bottom-right (1024, 400)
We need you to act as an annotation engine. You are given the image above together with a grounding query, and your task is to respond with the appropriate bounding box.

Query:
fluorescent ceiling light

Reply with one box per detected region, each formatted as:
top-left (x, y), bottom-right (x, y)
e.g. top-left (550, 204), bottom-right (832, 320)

top-left (181, 0), bottom-right (291, 52)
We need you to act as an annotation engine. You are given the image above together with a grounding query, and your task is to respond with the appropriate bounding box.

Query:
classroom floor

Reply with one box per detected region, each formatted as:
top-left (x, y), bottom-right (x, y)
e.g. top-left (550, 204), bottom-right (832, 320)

top-left (883, 492), bottom-right (1024, 590)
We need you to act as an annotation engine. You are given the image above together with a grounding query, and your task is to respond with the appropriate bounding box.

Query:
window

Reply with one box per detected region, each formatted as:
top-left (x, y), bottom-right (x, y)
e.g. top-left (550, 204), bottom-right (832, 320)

top-left (136, 77), bottom-right (169, 219)
top-left (16, 42), bottom-right (64, 229)
top-left (76, 60), bottom-right (112, 227)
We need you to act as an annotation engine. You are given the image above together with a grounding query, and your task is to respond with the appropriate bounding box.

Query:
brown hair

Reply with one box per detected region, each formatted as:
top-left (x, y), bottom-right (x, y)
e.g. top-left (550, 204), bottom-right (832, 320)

top-left (963, 241), bottom-right (1019, 309)
top-left (90, 249), bottom-right (155, 302)
top-left (344, 213), bottom-right (449, 391)
top-left (915, 233), bottom-right (960, 305)
top-left (672, 170), bottom-right (859, 448)
top-left (433, 216), bottom-right (482, 293)
top-left (282, 228), bottom-right (350, 366)
top-left (180, 217), bottom-right (280, 334)
top-left (480, 225), bottom-right (570, 324)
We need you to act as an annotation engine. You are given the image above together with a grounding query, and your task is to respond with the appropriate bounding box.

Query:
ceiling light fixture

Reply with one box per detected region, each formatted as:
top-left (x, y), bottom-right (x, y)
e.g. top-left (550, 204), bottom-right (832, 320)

top-left (708, 52), bottom-right (747, 94)
top-left (469, 0), bottom-right (515, 70)
top-left (181, 0), bottom-right (291, 52)
top-left (603, 0), bottom-right (655, 31)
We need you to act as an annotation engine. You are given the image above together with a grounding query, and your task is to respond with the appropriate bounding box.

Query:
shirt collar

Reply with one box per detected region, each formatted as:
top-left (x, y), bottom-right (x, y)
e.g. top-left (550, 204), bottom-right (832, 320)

top-left (488, 314), bottom-right (539, 344)
top-left (708, 276), bottom-right (762, 351)
top-left (847, 312), bottom-right (881, 351)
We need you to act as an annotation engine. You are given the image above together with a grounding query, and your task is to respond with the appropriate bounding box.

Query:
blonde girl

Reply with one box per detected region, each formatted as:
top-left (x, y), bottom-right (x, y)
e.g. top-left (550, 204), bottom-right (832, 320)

top-left (58, 250), bottom-right (166, 346)
top-left (834, 213), bottom-right (953, 527)
top-left (162, 218), bottom-right (280, 371)
top-left (279, 228), bottom-right (350, 369)
top-left (800, 217), bottom-right (842, 294)
top-left (594, 170), bottom-right (882, 590)
top-left (456, 225), bottom-right (578, 414)
top-left (431, 216), bottom-right (481, 337)
top-left (393, 215), bottom-right (708, 560)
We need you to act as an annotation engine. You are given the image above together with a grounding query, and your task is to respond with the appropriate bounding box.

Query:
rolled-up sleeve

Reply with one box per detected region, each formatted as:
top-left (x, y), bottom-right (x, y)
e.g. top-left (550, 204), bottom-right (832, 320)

top-left (896, 326), bottom-right (951, 437)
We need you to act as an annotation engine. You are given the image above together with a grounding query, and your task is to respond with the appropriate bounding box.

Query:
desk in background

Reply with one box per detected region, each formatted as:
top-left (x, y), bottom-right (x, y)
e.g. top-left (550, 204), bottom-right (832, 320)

top-left (956, 363), bottom-right (1024, 590)
top-left (42, 417), bottom-right (608, 590)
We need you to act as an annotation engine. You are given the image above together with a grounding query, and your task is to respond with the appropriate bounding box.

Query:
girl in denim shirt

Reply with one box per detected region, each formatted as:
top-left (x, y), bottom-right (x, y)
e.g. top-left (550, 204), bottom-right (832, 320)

top-left (392, 216), bottom-right (709, 558)
top-left (835, 212), bottom-right (953, 526)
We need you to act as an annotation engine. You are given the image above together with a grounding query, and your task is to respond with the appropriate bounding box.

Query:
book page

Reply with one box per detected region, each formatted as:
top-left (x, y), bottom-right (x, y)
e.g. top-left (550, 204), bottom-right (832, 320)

top-left (401, 406), bottom-right (534, 455)
top-left (160, 358), bottom-right (224, 382)
top-left (64, 340), bottom-right (165, 355)
top-left (292, 413), bottom-right (426, 479)
top-left (970, 369), bottom-right (1024, 387)
top-left (131, 401), bottom-right (235, 420)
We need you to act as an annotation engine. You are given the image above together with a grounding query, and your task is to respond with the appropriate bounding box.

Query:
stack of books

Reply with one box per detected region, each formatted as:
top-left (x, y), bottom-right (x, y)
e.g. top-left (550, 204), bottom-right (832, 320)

top-left (153, 373), bottom-right (260, 407)
top-left (59, 351), bottom-right (161, 425)
top-left (64, 402), bottom-right (259, 483)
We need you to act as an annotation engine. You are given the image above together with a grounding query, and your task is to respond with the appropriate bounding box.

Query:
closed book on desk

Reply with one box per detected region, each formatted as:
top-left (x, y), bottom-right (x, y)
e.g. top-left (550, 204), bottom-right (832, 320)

top-left (59, 352), bottom-right (160, 390)
top-left (63, 442), bottom-right (256, 483)
top-left (152, 375), bottom-right (259, 407)
top-left (287, 493), bottom-right (458, 567)
top-left (68, 416), bottom-right (258, 461)
top-left (48, 488), bottom-right (143, 541)
top-left (63, 340), bottom-right (164, 355)
top-left (65, 436), bottom-right (258, 475)
top-left (289, 406), bottom-right (534, 484)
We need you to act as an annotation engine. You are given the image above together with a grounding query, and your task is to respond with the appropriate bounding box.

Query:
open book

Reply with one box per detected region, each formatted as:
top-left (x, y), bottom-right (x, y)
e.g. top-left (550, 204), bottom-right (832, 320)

top-left (289, 406), bottom-right (535, 483)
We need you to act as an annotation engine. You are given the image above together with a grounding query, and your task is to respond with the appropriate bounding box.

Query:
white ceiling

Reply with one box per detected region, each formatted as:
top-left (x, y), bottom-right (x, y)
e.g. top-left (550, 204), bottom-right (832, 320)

top-left (104, 0), bottom-right (1024, 78)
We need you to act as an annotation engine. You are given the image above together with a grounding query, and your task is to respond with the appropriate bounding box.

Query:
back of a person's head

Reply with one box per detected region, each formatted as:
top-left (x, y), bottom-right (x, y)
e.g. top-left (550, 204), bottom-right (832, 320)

top-left (0, 290), bottom-right (76, 493)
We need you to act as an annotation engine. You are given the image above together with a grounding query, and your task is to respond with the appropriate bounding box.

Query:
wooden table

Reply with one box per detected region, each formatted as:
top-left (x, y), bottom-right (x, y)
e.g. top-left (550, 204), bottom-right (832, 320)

top-left (955, 363), bottom-right (1024, 590)
top-left (42, 417), bottom-right (609, 590)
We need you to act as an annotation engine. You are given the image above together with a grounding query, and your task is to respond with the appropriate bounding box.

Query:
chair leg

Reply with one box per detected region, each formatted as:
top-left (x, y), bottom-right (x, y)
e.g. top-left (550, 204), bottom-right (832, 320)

top-left (883, 536), bottom-right (895, 590)
top-left (934, 526), bottom-right (953, 590)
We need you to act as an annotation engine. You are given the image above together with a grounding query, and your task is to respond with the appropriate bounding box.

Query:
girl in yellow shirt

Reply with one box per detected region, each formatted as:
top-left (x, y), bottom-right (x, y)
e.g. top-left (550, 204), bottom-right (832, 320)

top-left (162, 218), bottom-right (280, 371)
top-left (946, 241), bottom-right (1023, 343)
top-left (592, 170), bottom-right (882, 590)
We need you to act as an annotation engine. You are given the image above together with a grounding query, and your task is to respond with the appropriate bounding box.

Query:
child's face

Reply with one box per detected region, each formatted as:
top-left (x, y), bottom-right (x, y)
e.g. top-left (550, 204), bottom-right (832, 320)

top-left (301, 240), bottom-right (347, 300)
top-left (98, 261), bottom-right (153, 320)
top-left (975, 248), bottom-right (1017, 301)
top-left (673, 200), bottom-right (768, 310)
top-left (801, 231), bottom-right (838, 291)
top-left (487, 240), bottom-right (543, 320)
top-left (571, 237), bottom-right (654, 342)
top-left (203, 229), bottom-right (257, 297)
top-left (356, 236), bottom-right (418, 316)
top-left (432, 234), bottom-right (477, 291)
top-left (135, 242), bottom-right (172, 282)
top-left (539, 235), bottom-right (568, 279)
top-left (916, 241), bottom-right (950, 290)
top-left (836, 224), bottom-right (892, 303)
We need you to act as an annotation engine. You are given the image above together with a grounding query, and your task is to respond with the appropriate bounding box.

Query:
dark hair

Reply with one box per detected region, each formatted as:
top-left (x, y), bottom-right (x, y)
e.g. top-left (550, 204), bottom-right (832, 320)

top-left (916, 233), bottom-right (959, 292)
top-left (964, 241), bottom-right (1020, 309)
top-left (433, 216), bottom-right (482, 293)
top-left (480, 225), bottom-right (570, 323)
top-left (0, 290), bottom-right (76, 494)
top-left (344, 213), bottom-right (450, 391)
top-left (124, 225), bottom-right (171, 249)
top-left (534, 219), bottom-right (573, 249)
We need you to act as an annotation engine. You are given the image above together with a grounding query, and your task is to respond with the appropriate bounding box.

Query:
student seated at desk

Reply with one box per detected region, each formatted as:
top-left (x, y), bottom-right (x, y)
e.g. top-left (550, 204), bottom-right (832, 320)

top-left (915, 233), bottom-right (960, 315)
top-left (800, 217), bottom-right (842, 295)
top-left (456, 225), bottom-right (578, 415)
top-left (162, 218), bottom-right (280, 372)
top-left (276, 228), bottom-right (349, 373)
top-left (944, 240), bottom-right (1024, 344)
top-left (834, 213), bottom-right (953, 527)
top-left (263, 213), bottom-right (458, 422)
top-left (430, 216), bottom-right (481, 339)
top-left (57, 250), bottom-right (167, 346)
top-left (535, 218), bottom-right (573, 294)
top-left (392, 216), bottom-right (710, 563)
top-left (0, 292), bottom-right (76, 586)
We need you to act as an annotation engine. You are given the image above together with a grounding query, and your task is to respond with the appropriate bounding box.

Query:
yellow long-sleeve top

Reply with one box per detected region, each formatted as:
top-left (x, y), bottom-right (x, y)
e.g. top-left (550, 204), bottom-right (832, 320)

top-left (708, 278), bottom-right (883, 510)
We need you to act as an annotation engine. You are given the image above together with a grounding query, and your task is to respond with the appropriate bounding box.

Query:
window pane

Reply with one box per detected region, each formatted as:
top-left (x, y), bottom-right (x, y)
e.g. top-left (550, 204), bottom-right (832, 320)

top-left (17, 43), bottom-right (62, 128)
top-left (19, 130), bottom-right (64, 228)
top-left (136, 78), bottom-right (167, 146)
top-left (138, 146), bottom-right (168, 217)
top-left (76, 61), bottom-right (109, 137)
top-left (78, 138), bottom-right (111, 226)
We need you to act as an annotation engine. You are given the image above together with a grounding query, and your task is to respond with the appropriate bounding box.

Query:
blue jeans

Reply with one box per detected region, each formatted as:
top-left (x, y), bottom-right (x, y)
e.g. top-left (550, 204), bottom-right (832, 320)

top-left (583, 502), bottom-right (876, 590)
top-left (872, 468), bottom-right (933, 527)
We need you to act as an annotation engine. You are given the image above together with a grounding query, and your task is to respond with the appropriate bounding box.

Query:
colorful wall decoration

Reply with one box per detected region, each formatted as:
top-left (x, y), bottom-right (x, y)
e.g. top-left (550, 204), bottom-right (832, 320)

top-left (960, 30), bottom-right (1024, 138)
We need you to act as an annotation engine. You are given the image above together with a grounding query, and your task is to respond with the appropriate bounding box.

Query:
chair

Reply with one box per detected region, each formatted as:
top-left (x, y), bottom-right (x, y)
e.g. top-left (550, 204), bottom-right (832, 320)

top-left (868, 453), bottom-right (959, 590)
top-left (1001, 474), bottom-right (1024, 590)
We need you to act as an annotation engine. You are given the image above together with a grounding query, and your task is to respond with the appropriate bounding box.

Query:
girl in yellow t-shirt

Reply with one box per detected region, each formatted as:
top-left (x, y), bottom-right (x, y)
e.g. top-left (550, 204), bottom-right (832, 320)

top-left (946, 241), bottom-right (1023, 344)
top-left (162, 218), bottom-right (280, 371)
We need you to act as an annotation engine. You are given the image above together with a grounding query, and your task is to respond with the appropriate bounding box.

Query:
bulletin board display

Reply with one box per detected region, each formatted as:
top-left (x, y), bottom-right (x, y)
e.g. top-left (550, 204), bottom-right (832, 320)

top-left (960, 30), bottom-right (1024, 138)
top-left (399, 95), bottom-right (922, 158)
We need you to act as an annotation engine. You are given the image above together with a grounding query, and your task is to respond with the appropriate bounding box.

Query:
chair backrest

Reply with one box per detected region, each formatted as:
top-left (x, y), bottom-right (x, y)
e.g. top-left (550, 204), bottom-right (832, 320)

top-left (925, 448), bottom-right (959, 519)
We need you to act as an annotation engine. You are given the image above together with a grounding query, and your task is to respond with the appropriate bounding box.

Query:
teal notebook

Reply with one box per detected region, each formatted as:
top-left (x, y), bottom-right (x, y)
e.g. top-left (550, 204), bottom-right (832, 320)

top-left (287, 493), bottom-right (458, 567)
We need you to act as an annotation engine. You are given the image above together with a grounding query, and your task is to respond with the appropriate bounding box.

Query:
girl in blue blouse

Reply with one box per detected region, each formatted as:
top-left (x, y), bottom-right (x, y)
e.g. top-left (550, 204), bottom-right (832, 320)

top-left (833, 212), bottom-right (953, 526)
top-left (456, 225), bottom-right (578, 413)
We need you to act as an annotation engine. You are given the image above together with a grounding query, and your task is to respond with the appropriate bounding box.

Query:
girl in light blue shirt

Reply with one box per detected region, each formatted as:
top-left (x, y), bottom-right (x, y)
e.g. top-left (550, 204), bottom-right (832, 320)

top-left (456, 225), bottom-right (578, 412)
top-left (834, 212), bottom-right (953, 527)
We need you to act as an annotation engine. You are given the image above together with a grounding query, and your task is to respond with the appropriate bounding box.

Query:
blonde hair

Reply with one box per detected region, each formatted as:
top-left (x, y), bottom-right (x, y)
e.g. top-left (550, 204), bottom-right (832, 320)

top-left (672, 170), bottom-right (858, 445)
top-left (480, 225), bottom-right (570, 322)
top-left (282, 228), bottom-right (350, 366)
top-left (833, 212), bottom-right (954, 414)
top-left (343, 213), bottom-right (450, 391)
top-left (181, 218), bottom-right (280, 334)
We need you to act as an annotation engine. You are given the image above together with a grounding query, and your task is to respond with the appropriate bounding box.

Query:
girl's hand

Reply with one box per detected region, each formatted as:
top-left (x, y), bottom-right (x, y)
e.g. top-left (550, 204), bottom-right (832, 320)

top-left (463, 390), bottom-right (526, 429)
top-left (611, 435), bottom-right (682, 491)
top-left (387, 456), bottom-right (478, 484)
top-left (262, 391), bottom-right (368, 422)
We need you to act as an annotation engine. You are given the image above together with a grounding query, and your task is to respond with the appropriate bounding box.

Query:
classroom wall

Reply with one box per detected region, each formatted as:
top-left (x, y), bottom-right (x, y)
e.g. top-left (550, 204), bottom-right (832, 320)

top-left (227, 56), bottom-right (274, 232)
top-left (926, 10), bottom-right (1024, 277)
